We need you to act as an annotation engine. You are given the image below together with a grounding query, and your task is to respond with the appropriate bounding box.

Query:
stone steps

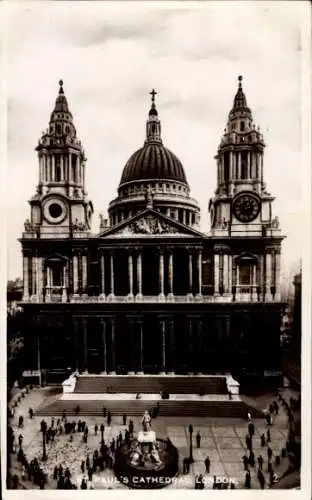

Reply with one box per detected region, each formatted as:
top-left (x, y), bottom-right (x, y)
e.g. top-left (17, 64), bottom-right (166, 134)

top-left (74, 375), bottom-right (228, 395)
top-left (35, 398), bottom-right (263, 419)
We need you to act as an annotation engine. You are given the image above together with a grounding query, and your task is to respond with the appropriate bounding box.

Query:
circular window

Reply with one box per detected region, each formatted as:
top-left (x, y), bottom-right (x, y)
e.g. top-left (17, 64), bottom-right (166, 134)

top-left (49, 203), bottom-right (63, 219)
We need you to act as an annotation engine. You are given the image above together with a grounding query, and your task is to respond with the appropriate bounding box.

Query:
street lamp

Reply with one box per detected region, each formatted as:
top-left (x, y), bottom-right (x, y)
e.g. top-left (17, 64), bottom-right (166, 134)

top-left (40, 420), bottom-right (47, 461)
top-left (188, 424), bottom-right (194, 463)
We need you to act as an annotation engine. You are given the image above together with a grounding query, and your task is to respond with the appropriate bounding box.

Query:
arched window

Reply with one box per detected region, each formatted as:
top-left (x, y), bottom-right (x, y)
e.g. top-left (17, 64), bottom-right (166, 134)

top-left (241, 152), bottom-right (248, 179)
top-left (240, 121), bottom-right (245, 131)
top-left (55, 155), bottom-right (61, 182)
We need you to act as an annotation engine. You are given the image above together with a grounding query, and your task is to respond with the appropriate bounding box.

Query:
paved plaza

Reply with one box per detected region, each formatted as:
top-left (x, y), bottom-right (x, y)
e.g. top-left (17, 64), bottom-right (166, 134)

top-left (8, 387), bottom-right (297, 489)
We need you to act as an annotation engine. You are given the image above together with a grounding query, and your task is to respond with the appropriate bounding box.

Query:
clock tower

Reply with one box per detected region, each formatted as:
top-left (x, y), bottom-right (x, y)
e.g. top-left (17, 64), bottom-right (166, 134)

top-left (26, 80), bottom-right (93, 240)
top-left (209, 75), bottom-right (277, 238)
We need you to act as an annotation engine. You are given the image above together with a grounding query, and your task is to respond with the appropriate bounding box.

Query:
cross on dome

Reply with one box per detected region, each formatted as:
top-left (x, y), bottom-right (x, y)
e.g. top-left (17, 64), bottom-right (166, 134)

top-left (150, 88), bottom-right (157, 103)
top-left (59, 79), bottom-right (64, 94)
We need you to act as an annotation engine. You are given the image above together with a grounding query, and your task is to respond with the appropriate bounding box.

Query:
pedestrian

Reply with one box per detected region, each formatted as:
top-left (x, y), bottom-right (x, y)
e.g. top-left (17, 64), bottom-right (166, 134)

top-left (260, 433), bottom-right (266, 447)
top-left (247, 410), bottom-right (252, 421)
top-left (275, 455), bottom-right (281, 466)
top-left (248, 422), bottom-right (255, 437)
top-left (245, 434), bottom-right (252, 451)
top-left (18, 433), bottom-right (23, 447)
top-left (266, 429), bottom-right (271, 443)
top-left (81, 478), bottom-right (87, 489)
top-left (81, 460), bottom-right (85, 473)
top-left (53, 465), bottom-right (58, 480)
top-left (257, 455), bottom-right (264, 470)
top-left (129, 420), bottom-right (134, 436)
top-left (242, 454), bottom-right (249, 471)
top-left (123, 413), bottom-right (127, 426)
top-left (196, 431), bottom-right (201, 448)
top-left (18, 415), bottom-right (24, 428)
top-left (107, 411), bottom-right (112, 426)
top-left (62, 410), bottom-right (66, 421)
top-left (257, 469), bottom-right (265, 489)
top-left (29, 408), bottom-right (33, 419)
top-left (267, 446), bottom-right (273, 460)
top-left (248, 451), bottom-right (255, 467)
top-left (111, 438), bottom-right (116, 453)
top-left (86, 455), bottom-right (90, 470)
top-left (94, 424), bottom-right (98, 435)
top-left (204, 455), bottom-right (210, 473)
top-left (183, 457), bottom-right (188, 474)
top-left (244, 471), bottom-right (251, 488)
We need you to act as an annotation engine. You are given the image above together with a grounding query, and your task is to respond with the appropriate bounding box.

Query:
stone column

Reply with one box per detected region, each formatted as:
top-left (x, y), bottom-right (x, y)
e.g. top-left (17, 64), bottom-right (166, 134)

top-left (82, 254), bottom-right (87, 295)
top-left (60, 154), bottom-right (64, 181)
top-left (265, 252), bottom-right (272, 301)
top-left (252, 264), bottom-right (258, 301)
top-left (228, 255), bottom-right (233, 294)
top-left (223, 254), bottom-right (228, 294)
top-left (100, 251), bottom-right (105, 298)
top-left (275, 252), bottom-right (281, 301)
top-left (138, 319), bottom-right (144, 374)
top-left (128, 251), bottom-right (134, 298)
top-left (160, 319), bottom-right (166, 374)
top-left (169, 319), bottom-right (175, 374)
top-left (197, 249), bottom-right (202, 297)
top-left (108, 251), bottom-right (115, 298)
top-left (62, 264), bottom-right (67, 303)
top-left (45, 266), bottom-right (51, 302)
top-left (238, 152), bottom-right (241, 179)
top-left (37, 257), bottom-right (43, 301)
top-left (188, 318), bottom-right (193, 374)
top-left (260, 254), bottom-right (265, 299)
top-left (247, 151), bottom-right (251, 179)
top-left (73, 254), bottom-right (79, 295)
top-left (159, 250), bottom-right (165, 299)
top-left (214, 254), bottom-right (220, 296)
top-left (128, 318), bottom-right (135, 374)
top-left (196, 319), bottom-right (203, 374)
top-left (82, 319), bottom-right (88, 373)
top-left (23, 256), bottom-right (29, 301)
top-left (168, 250), bottom-right (173, 298)
top-left (69, 153), bottom-right (72, 182)
top-left (183, 210), bottom-right (186, 225)
top-left (74, 318), bottom-right (80, 372)
top-left (188, 249), bottom-right (193, 296)
top-left (32, 256), bottom-right (36, 297)
top-left (101, 319), bottom-right (107, 374)
top-left (52, 155), bottom-right (55, 181)
top-left (110, 317), bottom-right (116, 374)
top-left (136, 250), bottom-right (142, 298)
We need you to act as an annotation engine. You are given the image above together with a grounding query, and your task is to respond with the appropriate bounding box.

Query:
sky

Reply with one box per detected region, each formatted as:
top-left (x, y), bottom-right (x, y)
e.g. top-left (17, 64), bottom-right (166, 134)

top-left (3, 1), bottom-right (309, 282)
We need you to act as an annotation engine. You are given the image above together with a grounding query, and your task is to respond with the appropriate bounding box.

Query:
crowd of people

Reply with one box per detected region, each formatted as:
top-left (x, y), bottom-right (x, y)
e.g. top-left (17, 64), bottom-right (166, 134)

top-left (7, 384), bottom-right (300, 490)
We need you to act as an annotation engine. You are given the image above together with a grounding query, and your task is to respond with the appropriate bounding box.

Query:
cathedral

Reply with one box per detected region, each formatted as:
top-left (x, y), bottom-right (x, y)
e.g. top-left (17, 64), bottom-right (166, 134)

top-left (20, 77), bottom-right (285, 385)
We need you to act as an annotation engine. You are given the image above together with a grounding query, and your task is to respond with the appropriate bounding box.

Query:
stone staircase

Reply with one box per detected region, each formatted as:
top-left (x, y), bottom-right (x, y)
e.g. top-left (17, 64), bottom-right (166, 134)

top-left (74, 375), bottom-right (228, 395)
top-left (35, 398), bottom-right (264, 419)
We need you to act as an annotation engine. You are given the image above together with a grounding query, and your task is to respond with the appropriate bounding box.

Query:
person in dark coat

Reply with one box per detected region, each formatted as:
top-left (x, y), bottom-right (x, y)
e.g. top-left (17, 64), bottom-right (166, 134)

top-left (242, 454), bottom-right (249, 471)
top-left (81, 478), bottom-right (87, 489)
top-left (28, 408), bottom-right (33, 419)
top-left (257, 469), bottom-right (265, 489)
top-left (81, 460), bottom-right (85, 473)
top-left (88, 468), bottom-right (93, 481)
top-left (53, 465), bottom-right (58, 480)
top-left (267, 446), bottom-right (273, 461)
top-left (204, 456), bottom-right (210, 473)
top-left (123, 413), bottom-right (127, 425)
top-left (248, 422), bottom-right (255, 437)
top-left (257, 455), bottom-right (264, 470)
top-left (94, 424), bottom-right (98, 435)
top-left (183, 457), bottom-right (188, 473)
top-left (244, 471), bottom-right (251, 488)
top-left (196, 431), bottom-right (201, 448)
top-left (248, 451), bottom-right (255, 467)
top-left (266, 428), bottom-right (271, 443)
top-left (86, 455), bottom-right (90, 470)
top-left (260, 433), bottom-right (266, 447)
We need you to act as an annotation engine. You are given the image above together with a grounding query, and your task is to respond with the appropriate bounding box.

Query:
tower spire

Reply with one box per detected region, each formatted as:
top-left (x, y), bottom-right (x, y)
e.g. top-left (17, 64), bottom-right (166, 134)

top-left (146, 88), bottom-right (162, 143)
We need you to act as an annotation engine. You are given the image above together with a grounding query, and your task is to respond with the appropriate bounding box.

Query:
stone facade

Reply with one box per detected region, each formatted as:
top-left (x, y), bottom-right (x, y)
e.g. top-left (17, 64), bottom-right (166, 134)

top-left (19, 78), bottom-right (285, 385)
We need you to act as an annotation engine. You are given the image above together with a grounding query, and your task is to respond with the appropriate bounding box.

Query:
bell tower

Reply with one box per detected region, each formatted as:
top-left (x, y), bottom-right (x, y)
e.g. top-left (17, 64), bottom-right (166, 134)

top-left (25, 80), bottom-right (93, 239)
top-left (209, 76), bottom-right (278, 238)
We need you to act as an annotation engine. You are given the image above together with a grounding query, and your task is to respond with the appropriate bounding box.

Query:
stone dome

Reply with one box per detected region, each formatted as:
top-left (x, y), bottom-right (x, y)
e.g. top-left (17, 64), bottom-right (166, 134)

top-left (119, 142), bottom-right (188, 187)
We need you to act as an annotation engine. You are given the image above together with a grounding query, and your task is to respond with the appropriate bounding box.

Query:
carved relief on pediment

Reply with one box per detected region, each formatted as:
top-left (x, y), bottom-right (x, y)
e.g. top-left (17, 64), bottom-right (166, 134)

top-left (129, 215), bottom-right (179, 235)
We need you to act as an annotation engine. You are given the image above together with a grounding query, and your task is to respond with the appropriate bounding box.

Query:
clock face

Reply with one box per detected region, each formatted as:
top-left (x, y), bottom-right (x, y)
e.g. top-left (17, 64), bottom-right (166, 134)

top-left (43, 197), bottom-right (67, 224)
top-left (233, 194), bottom-right (260, 223)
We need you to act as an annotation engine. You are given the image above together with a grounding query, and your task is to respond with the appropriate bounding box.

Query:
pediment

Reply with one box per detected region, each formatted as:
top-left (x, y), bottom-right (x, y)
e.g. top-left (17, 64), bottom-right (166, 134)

top-left (98, 209), bottom-right (203, 239)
